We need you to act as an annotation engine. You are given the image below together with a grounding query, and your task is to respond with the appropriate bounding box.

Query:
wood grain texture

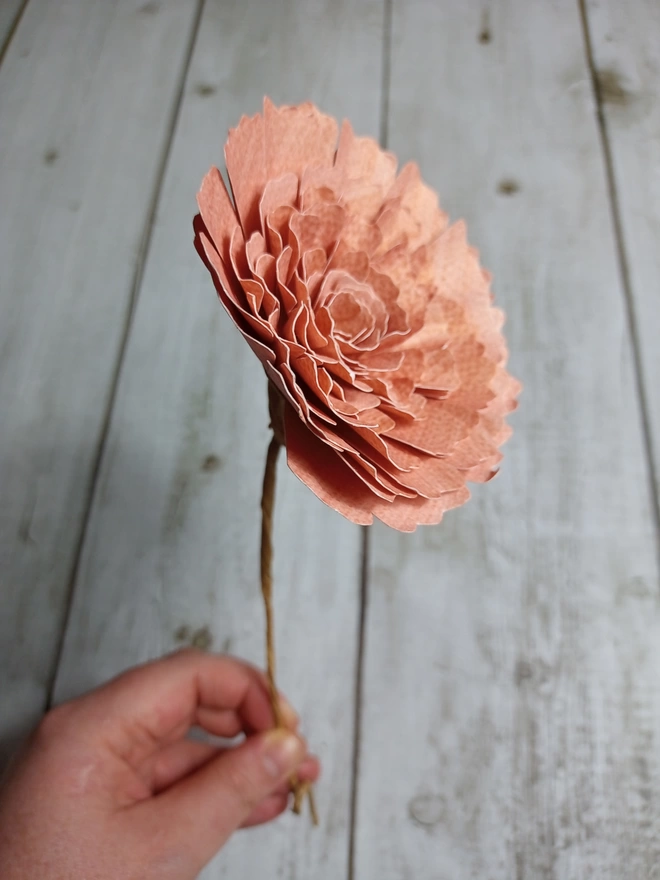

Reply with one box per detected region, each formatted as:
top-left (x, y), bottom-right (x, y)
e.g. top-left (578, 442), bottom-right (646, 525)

top-left (0, 0), bottom-right (200, 760)
top-left (52, 0), bottom-right (384, 877)
top-left (354, 2), bottom-right (660, 878)
top-left (583, 0), bottom-right (660, 506)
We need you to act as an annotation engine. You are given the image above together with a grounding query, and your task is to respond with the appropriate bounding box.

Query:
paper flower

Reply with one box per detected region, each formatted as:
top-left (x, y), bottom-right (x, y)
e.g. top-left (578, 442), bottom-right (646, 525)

top-left (194, 99), bottom-right (520, 531)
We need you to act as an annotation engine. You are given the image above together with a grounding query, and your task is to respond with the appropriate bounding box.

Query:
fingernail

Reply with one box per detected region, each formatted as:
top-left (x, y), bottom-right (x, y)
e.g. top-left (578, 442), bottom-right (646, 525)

top-left (262, 730), bottom-right (304, 778)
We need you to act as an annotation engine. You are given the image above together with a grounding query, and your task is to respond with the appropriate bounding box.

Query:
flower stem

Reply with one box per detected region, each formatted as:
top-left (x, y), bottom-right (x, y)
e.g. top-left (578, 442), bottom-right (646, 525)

top-left (260, 432), bottom-right (318, 826)
top-left (260, 434), bottom-right (284, 727)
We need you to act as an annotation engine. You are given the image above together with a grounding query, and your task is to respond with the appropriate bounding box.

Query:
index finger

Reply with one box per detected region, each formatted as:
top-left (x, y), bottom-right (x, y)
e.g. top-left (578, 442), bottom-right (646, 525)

top-left (60, 650), bottom-right (278, 760)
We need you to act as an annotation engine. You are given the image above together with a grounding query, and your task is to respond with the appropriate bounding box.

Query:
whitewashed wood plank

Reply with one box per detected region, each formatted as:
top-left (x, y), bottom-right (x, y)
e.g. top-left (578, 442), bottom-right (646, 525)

top-left (52, 0), bottom-right (383, 877)
top-left (584, 0), bottom-right (660, 506)
top-left (355, 2), bottom-right (660, 878)
top-left (0, 0), bottom-right (200, 758)
top-left (0, 0), bottom-right (26, 57)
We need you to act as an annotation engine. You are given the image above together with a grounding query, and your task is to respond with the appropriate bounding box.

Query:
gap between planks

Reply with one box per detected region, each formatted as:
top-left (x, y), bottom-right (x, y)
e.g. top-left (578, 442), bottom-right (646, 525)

top-left (0, 0), bottom-right (30, 69)
top-left (349, 1), bottom-right (392, 876)
top-left (348, 526), bottom-right (370, 880)
top-left (45, 0), bottom-right (208, 710)
top-left (578, 0), bottom-right (660, 575)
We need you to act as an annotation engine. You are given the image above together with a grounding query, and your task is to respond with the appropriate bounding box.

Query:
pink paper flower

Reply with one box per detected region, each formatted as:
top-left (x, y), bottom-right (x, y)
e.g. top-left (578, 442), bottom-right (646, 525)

top-left (195, 99), bottom-right (520, 531)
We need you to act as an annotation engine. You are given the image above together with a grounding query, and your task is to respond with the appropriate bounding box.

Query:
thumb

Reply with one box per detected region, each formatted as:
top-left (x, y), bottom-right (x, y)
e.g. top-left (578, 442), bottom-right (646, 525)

top-left (149, 730), bottom-right (305, 868)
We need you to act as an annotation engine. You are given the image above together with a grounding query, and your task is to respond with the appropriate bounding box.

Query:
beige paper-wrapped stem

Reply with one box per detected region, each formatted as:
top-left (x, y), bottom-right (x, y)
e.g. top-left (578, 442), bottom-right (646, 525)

top-left (260, 386), bottom-right (318, 825)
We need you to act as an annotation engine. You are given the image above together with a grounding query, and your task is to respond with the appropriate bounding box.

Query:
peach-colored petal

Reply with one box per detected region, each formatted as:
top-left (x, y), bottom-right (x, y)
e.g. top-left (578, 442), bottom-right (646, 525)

top-left (197, 229), bottom-right (273, 345)
top-left (328, 245), bottom-right (370, 282)
top-left (225, 98), bottom-right (337, 236)
top-left (381, 161), bottom-right (449, 251)
top-left (386, 398), bottom-right (474, 455)
top-left (335, 121), bottom-right (398, 192)
top-left (197, 167), bottom-right (240, 264)
top-left (419, 348), bottom-right (459, 395)
top-left (259, 173), bottom-right (298, 239)
top-left (371, 487), bottom-right (471, 532)
top-left (285, 405), bottom-right (375, 525)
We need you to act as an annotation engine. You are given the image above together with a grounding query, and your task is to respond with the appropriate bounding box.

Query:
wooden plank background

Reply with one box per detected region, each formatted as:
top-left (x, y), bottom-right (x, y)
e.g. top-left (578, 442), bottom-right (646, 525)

top-left (0, 0), bottom-right (201, 761)
top-left (1, 1), bottom-right (659, 878)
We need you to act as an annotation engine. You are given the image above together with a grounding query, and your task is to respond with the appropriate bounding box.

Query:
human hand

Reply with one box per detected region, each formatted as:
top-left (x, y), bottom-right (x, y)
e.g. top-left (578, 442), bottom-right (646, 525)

top-left (0, 650), bottom-right (319, 879)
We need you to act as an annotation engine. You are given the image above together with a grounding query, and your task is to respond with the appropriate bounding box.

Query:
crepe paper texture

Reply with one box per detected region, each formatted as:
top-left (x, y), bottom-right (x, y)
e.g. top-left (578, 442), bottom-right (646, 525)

top-left (194, 98), bottom-right (521, 532)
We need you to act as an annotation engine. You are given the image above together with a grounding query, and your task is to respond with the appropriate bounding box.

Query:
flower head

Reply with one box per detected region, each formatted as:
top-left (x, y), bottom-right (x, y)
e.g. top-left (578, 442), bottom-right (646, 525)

top-left (195, 99), bottom-right (520, 531)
